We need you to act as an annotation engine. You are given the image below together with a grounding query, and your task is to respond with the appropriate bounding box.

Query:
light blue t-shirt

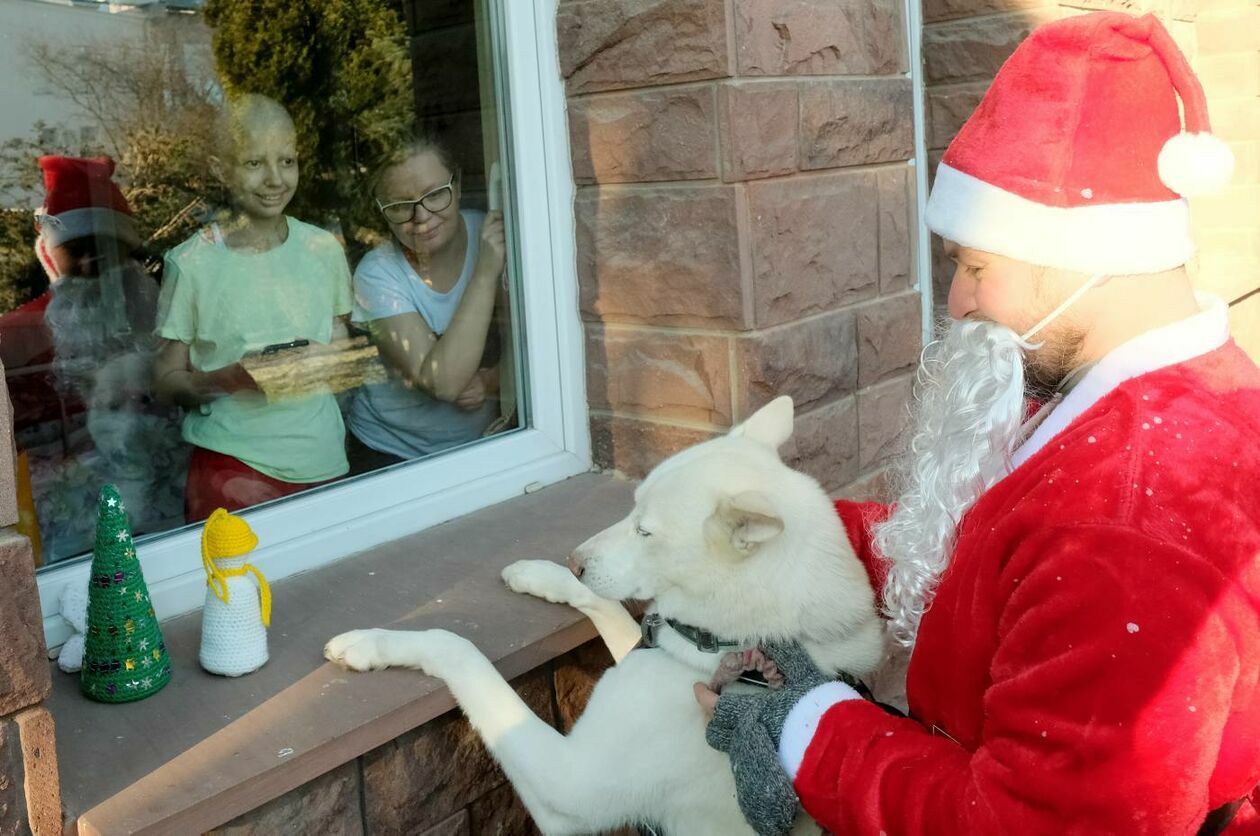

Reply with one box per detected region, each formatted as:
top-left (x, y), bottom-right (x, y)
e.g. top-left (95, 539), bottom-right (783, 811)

top-left (349, 210), bottom-right (497, 459)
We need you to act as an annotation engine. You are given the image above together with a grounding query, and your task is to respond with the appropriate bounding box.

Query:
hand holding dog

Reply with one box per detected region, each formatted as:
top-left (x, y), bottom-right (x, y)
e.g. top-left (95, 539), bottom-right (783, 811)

top-left (699, 641), bottom-right (838, 836)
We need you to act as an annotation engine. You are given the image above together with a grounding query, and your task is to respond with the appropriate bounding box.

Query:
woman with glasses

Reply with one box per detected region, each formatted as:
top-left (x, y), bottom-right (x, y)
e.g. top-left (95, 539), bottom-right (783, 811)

top-left (346, 136), bottom-right (507, 472)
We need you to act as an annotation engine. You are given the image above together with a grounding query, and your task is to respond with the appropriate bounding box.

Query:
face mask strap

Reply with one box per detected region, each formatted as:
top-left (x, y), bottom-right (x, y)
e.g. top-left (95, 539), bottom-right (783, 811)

top-left (1019, 273), bottom-right (1106, 344)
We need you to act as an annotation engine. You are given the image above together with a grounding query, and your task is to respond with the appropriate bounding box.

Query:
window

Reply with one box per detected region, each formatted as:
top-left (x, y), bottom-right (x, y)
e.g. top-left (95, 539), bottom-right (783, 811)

top-left (0, 0), bottom-right (587, 647)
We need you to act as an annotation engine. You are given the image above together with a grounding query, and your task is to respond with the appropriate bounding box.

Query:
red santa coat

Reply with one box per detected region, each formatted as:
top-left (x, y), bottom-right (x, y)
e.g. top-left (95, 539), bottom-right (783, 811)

top-left (789, 302), bottom-right (1260, 834)
top-left (0, 290), bottom-right (80, 434)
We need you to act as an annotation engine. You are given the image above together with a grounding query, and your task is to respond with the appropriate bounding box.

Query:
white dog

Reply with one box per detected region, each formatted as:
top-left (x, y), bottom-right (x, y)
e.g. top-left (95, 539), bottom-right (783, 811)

top-left (325, 397), bottom-right (885, 835)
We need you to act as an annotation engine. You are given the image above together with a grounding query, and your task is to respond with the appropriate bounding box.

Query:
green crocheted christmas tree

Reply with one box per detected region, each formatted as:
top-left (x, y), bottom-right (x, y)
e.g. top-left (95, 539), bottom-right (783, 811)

top-left (80, 485), bottom-right (171, 703)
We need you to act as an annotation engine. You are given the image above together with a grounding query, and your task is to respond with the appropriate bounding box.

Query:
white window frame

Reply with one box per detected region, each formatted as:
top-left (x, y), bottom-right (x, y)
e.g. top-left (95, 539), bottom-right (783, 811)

top-left (35, 0), bottom-right (589, 650)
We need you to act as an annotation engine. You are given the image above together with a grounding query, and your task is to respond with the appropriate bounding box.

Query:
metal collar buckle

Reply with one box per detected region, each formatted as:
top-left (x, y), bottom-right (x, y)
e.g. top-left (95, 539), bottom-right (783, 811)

top-left (640, 613), bottom-right (663, 649)
top-left (639, 613), bottom-right (742, 654)
top-left (694, 629), bottom-right (722, 653)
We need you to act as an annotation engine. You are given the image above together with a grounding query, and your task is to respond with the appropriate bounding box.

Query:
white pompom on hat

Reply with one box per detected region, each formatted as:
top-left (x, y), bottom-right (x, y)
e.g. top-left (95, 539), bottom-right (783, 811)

top-left (925, 12), bottom-right (1233, 276)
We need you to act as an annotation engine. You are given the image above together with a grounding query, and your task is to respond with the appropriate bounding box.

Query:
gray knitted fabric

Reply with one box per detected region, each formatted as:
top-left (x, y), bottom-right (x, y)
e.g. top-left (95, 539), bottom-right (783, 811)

top-left (705, 641), bottom-right (833, 836)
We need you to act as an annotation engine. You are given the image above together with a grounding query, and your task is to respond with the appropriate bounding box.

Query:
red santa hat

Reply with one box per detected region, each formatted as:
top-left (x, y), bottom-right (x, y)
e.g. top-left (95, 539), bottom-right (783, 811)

top-left (925, 12), bottom-right (1233, 276)
top-left (35, 155), bottom-right (140, 251)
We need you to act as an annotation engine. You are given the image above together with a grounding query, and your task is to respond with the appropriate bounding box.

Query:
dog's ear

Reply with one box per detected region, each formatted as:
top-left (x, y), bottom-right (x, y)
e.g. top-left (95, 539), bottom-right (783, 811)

top-left (729, 396), bottom-right (794, 450)
top-left (707, 490), bottom-right (784, 556)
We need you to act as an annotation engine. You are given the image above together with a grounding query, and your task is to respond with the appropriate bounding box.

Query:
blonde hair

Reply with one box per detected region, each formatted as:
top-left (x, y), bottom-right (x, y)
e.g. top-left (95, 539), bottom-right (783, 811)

top-left (370, 134), bottom-right (457, 199)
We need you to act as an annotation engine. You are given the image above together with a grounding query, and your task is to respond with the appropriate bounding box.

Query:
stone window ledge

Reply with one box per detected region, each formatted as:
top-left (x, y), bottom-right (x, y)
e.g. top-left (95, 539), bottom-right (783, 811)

top-left (47, 473), bottom-right (632, 835)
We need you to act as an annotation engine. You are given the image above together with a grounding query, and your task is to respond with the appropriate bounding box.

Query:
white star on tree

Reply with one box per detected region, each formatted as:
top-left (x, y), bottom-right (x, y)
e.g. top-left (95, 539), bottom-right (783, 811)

top-left (134, 592), bottom-right (143, 602)
top-left (138, 639), bottom-right (149, 651)
top-left (141, 677), bottom-right (152, 688)
top-left (141, 657), bottom-right (151, 668)
top-left (106, 497), bottom-right (117, 507)
top-left (116, 531), bottom-right (127, 542)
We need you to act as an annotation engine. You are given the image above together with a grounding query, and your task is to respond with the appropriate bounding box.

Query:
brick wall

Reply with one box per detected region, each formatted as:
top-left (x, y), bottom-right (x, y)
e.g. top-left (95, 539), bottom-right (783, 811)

top-left (922, 0), bottom-right (1260, 359)
top-left (561, 0), bottom-right (922, 498)
top-left (206, 642), bottom-right (615, 836)
top-left (1192, 0), bottom-right (1260, 360)
top-left (0, 360), bottom-right (60, 836)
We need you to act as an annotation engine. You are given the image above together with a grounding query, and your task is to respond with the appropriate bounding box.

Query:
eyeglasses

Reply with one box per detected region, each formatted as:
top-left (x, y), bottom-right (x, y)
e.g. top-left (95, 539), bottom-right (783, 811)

top-left (377, 173), bottom-right (458, 224)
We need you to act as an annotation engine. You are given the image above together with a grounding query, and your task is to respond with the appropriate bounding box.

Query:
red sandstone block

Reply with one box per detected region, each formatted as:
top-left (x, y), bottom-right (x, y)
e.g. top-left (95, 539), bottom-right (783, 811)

top-left (1228, 294), bottom-right (1260, 365)
top-left (1192, 186), bottom-right (1260, 229)
top-left (734, 309), bottom-right (859, 418)
top-left (576, 184), bottom-right (747, 329)
top-left (746, 171), bottom-right (881, 327)
top-left (359, 668), bottom-right (553, 834)
top-left (783, 396), bottom-right (861, 492)
top-left (798, 79), bottom-right (914, 171)
top-left (589, 413), bottom-right (719, 478)
top-left (926, 82), bottom-right (988, 151)
top-left (923, 14), bottom-right (1044, 85)
top-left (0, 361), bottom-right (17, 528)
top-left (569, 86), bottom-right (718, 184)
top-left (556, 0), bottom-right (730, 94)
top-left (1197, 53), bottom-right (1260, 98)
top-left (717, 81), bottom-right (799, 182)
top-left (922, 0), bottom-right (1051, 24)
top-left (879, 165), bottom-right (916, 295)
top-left (0, 531), bottom-right (48, 718)
top-left (1196, 8), bottom-right (1260, 55)
top-left (733, 0), bottom-right (905, 75)
top-left (585, 325), bottom-right (734, 425)
top-left (857, 373), bottom-right (915, 471)
top-left (857, 293), bottom-right (923, 389)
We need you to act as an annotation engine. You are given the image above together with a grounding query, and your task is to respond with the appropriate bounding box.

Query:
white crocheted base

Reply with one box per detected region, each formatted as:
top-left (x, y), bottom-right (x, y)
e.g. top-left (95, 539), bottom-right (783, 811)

top-left (200, 573), bottom-right (268, 677)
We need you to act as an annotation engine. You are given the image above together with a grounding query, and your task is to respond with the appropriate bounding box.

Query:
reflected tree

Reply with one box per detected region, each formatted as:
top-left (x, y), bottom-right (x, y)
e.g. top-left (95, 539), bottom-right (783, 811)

top-left (203, 0), bottom-right (416, 250)
top-left (0, 26), bottom-right (219, 307)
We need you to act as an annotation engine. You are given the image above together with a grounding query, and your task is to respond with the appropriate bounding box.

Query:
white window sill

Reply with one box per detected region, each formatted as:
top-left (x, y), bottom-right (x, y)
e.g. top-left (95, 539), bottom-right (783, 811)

top-left (49, 472), bottom-right (632, 835)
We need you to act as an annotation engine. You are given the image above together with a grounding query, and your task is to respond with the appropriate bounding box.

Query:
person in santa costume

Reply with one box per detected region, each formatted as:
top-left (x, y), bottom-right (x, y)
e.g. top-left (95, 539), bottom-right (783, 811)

top-left (696, 11), bottom-right (1260, 835)
top-left (0, 155), bottom-right (160, 425)
top-left (0, 156), bottom-right (184, 562)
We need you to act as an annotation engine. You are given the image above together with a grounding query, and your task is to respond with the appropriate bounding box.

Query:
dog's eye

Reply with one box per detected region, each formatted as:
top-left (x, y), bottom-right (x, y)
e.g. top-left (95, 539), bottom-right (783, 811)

top-left (635, 524), bottom-right (652, 537)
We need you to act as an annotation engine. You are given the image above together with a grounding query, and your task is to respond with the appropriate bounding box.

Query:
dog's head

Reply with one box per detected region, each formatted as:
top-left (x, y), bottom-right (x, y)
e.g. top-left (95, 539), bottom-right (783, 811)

top-left (571, 397), bottom-right (876, 646)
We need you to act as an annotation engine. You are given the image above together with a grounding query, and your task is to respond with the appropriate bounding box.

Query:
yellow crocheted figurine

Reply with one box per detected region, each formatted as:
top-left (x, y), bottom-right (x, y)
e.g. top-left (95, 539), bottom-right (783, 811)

top-left (199, 508), bottom-right (271, 676)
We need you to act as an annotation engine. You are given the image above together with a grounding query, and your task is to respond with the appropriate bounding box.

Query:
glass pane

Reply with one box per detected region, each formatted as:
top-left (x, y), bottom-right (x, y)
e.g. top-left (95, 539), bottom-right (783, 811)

top-left (0, 0), bottom-right (524, 568)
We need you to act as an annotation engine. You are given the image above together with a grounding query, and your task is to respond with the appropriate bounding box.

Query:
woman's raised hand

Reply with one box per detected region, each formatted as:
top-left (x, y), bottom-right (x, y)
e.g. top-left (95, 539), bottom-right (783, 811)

top-left (474, 210), bottom-right (506, 281)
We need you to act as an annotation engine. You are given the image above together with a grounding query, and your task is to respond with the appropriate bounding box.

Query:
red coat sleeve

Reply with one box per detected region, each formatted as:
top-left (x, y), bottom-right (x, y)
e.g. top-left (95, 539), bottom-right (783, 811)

top-left (833, 500), bottom-right (892, 597)
top-left (793, 524), bottom-right (1260, 835)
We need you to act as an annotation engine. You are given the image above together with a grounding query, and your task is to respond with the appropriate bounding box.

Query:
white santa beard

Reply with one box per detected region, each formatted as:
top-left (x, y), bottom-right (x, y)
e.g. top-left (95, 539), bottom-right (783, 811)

top-left (876, 319), bottom-right (1031, 648)
top-left (45, 264), bottom-right (157, 397)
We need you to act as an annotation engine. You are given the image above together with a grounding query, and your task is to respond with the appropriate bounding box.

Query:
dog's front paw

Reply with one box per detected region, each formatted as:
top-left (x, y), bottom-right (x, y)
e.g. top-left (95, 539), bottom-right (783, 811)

top-left (502, 559), bottom-right (586, 605)
top-left (325, 628), bottom-right (393, 671)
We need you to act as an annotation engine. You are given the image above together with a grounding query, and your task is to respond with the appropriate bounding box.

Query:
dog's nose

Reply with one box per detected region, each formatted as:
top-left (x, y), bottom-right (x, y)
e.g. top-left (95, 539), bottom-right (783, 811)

top-left (567, 551), bottom-right (585, 578)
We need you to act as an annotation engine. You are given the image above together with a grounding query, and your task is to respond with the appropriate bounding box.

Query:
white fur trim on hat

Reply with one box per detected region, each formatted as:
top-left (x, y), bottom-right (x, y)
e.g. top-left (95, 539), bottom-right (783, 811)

top-left (925, 164), bottom-right (1195, 275)
top-left (37, 206), bottom-right (140, 249)
top-left (1158, 132), bottom-right (1234, 198)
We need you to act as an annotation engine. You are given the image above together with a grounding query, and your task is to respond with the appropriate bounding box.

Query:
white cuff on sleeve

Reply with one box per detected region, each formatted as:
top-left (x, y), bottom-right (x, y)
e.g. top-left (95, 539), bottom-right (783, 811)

top-left (777, 681), bottom-right (862, 780)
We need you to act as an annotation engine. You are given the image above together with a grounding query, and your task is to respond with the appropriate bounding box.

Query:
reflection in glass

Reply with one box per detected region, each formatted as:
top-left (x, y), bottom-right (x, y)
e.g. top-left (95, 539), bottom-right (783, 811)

top-left (152, 94), bottom-right (354, 522)
top-left (377, 173), bottom-right (459, 225)
top-left (346, 139), bottom-right (507, 472)
top-left (0, 0), bottom-right (522, 568)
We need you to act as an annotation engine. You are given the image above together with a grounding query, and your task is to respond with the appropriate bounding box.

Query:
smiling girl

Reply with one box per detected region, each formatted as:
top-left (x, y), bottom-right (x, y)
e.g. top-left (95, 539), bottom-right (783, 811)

top-left (153, 94), bottom-right (353, 521)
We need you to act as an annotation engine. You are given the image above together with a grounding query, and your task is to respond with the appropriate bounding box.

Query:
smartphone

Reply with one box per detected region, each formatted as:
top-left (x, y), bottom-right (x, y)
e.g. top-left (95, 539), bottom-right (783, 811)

top-left (260, 339), bottom-right (309, 356)
top-left (488, 160), bottom-right (503, 212)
